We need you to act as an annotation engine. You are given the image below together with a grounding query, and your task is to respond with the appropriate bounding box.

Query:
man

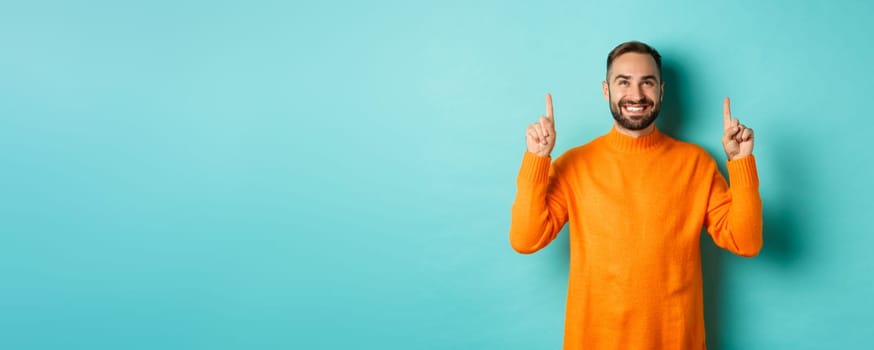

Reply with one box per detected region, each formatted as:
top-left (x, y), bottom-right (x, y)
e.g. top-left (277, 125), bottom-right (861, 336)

top-left (509, 41), bottom-right (762, 349)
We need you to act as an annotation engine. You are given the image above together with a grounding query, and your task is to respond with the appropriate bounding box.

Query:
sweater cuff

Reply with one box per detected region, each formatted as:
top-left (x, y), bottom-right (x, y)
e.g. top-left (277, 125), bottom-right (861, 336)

top-left (726, 155), bottom-right (759, 188)
top-left (518, 151), bottom-right (551, 184)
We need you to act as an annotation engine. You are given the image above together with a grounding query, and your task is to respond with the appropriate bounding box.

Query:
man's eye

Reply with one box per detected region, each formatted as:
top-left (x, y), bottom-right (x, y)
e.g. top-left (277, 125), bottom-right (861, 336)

top-left (643, 81), bottom-right (654, 86)
top-left (618, 80), bottom-right (629, 86)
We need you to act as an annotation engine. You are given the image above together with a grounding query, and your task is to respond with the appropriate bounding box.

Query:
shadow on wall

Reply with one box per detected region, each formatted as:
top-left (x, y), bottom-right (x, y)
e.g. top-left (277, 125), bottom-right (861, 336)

top-left (657, 62), bottom-right (687, 138)
top-left (758, 145), bottom-right (806, 268)
top-left (659, 59), bottom-right (805, 350)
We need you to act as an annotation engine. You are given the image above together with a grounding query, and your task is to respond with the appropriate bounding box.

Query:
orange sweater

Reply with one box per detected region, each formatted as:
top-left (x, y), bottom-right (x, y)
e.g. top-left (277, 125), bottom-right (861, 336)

top-left (510, 126), bottom-right (762, 350)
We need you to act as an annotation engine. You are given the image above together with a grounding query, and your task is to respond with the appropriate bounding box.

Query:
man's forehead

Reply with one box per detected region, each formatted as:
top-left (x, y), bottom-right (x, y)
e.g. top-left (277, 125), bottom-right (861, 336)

top-left (608, 53), bottom-right (660, 79)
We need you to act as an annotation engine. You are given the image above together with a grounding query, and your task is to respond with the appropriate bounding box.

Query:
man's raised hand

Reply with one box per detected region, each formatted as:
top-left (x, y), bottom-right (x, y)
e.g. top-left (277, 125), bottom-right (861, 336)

top-left (526, 93), bottom-right (557, 157)
top-left (722, 97), bottom-right (754, 160)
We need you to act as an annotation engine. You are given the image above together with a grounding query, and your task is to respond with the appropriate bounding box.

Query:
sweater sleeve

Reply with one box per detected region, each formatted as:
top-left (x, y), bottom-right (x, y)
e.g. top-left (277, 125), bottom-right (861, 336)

top-left (509, 151), bottom-right (570, 254)
top-left (703, 155), bottom-right (763, 257)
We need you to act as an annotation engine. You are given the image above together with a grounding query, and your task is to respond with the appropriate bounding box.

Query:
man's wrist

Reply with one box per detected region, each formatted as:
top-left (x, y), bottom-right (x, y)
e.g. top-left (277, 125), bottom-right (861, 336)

top-left (728, 153), bottom-right (752, 161)
top-left (527, 150), bottom-right (551, 158)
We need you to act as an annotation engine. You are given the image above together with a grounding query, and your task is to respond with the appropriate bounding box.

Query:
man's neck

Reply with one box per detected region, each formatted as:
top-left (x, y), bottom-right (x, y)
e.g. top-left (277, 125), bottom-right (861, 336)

top-left (613, 122), bottom-right (656, 138)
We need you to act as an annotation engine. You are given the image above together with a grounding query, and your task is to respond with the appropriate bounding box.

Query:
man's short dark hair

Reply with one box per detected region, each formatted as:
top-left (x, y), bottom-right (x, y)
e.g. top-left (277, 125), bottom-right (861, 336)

top-left (606, 41), bottom-right (662, 80)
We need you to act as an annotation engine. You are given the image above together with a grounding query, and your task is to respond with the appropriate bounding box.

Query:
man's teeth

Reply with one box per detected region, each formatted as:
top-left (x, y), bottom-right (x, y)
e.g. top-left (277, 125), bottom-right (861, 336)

top-left (625, 106), bottom-right (645, 112)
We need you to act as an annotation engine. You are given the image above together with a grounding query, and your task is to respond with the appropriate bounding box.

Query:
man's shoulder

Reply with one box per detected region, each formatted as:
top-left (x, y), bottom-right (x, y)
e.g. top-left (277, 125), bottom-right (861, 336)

top-left (663, 136), bottom-right (718, 164)
top-left (554, 136), bottom-right (604, 163)
top-left (667, 137), bottom-right (707, 153)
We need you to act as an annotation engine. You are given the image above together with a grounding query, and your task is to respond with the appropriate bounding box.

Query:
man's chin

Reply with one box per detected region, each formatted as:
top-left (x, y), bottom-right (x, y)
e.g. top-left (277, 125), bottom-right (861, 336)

top-left (619, 115), bottom-right (655, 131)
top-left (610, 107), bottom-right (659, 131)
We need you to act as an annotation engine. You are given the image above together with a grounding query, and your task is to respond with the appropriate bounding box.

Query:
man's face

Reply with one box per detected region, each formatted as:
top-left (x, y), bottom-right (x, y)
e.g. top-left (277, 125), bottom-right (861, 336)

top-left (602, 52), bottom-right (664, 131)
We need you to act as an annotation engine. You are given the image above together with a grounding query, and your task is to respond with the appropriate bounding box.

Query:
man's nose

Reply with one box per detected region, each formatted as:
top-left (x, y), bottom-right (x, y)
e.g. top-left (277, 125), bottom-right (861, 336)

top-left (629, 84), bottom-right (644, 100)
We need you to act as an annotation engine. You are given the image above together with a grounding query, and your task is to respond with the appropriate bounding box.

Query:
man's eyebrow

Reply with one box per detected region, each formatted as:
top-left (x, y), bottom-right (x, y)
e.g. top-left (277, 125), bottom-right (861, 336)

top-left (613, 74), bottom-right (631, 81)
top-left (612, 74), bottom-right (661, 83)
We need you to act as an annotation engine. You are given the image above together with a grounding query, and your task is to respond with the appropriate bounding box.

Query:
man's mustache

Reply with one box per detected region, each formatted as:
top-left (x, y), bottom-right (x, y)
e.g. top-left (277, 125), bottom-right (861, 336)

top-left (620, 98), bottom-right (653, 105)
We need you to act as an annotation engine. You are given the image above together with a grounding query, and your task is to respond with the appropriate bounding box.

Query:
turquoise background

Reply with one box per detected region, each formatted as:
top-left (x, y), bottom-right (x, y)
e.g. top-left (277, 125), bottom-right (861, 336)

top-left (2, 0), bottom-right (872, 349)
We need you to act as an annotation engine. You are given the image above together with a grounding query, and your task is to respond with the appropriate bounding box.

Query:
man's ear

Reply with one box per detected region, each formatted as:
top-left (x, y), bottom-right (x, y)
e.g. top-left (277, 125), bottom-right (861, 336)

top-left (602, 81), bottom-right (610, 101)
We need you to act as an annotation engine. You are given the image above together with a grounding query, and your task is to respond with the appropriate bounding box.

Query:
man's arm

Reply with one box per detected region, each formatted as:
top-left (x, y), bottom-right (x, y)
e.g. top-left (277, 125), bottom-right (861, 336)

top-left (704, 156), bottom-right (763, 257)
top-left (510, 152), bottom-right (569, 254)
top-left (704, 97), bottom-right (763, 257)
top-left (509, 93), bottom-right (569, 254)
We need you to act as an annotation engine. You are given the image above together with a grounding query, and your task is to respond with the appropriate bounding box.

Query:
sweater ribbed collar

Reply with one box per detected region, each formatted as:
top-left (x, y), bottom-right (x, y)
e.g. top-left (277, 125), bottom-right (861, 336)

top-left (604, 125), bottom-right (668, 152)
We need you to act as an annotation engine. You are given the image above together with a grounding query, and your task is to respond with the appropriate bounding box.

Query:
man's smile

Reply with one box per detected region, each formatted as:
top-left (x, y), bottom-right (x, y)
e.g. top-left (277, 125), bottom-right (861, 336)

top-left (622, 103), bottom-right (651, 114)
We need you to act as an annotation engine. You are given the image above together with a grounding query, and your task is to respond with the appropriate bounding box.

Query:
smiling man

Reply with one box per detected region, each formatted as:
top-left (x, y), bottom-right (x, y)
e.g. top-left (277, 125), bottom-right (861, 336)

top-left (509, 41), bottom-right (762, 349)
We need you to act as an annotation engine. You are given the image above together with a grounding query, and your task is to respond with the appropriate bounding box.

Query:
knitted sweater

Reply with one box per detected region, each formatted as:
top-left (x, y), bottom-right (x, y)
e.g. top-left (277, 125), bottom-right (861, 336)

top-left (510, 126), bottom-right (762, 349)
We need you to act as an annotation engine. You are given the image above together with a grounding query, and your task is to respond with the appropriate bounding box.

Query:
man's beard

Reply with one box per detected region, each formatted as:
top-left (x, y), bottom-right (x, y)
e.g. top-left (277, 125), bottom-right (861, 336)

top-left (609, 93), bottom-right (661, 131)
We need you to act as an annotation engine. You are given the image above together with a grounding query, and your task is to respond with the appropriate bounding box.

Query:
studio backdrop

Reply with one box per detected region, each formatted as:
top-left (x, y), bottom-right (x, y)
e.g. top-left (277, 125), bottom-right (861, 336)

top-left (2, 0), bottom-right (872, 349)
